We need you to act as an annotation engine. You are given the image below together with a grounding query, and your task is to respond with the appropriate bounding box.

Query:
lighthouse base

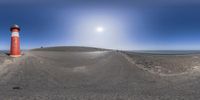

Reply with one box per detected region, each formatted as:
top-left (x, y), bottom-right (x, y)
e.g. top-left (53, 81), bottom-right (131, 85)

top-left (10, 55), bottom-right (21, 57)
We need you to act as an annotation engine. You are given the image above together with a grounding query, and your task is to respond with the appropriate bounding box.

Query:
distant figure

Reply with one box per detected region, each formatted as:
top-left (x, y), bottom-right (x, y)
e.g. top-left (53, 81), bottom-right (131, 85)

top-left (41, 46), bottom-right (44, 48)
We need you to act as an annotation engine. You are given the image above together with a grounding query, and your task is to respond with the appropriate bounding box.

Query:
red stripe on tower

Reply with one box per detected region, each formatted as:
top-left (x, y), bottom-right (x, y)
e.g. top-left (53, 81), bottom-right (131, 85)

top-left (10, 24), bottom-right (21, 57)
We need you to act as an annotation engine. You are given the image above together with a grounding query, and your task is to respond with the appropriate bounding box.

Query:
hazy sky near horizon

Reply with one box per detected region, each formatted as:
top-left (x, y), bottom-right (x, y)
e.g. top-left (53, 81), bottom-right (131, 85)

top-left (0, 0), bottom-right (200, 50)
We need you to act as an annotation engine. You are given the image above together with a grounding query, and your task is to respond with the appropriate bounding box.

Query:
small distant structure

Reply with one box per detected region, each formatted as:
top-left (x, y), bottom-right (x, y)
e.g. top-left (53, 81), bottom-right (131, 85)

top-left (10, 24), bottom-right (21, 57)
top-left (41, 46), bottom-right (44, 48)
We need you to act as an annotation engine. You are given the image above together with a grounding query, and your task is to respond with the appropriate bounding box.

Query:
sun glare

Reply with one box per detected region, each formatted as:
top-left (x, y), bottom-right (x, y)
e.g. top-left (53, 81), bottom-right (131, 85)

top-left (96, 27), bottom-right (104, 32)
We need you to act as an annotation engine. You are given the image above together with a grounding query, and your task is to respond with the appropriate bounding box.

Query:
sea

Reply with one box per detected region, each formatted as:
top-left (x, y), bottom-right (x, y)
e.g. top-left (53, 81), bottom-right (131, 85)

top-left (131, 50), bottom-right (200, 55)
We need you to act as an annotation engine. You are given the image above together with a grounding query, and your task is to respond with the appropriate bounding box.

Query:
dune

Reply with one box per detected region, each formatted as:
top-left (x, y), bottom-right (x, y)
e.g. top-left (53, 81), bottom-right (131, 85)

top-left (31, 46), bottom-right (110, 52)
top-left (0, 47), bottom-right (200, 100)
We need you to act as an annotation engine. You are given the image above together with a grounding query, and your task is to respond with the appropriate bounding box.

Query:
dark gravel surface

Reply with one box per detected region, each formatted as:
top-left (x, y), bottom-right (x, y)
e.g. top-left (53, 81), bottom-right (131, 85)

top-left (0, 48), bottom-right (200, 99)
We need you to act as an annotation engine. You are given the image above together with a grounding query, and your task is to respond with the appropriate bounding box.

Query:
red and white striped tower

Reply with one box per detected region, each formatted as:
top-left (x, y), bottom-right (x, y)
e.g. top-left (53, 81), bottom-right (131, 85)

top-left (10, 24), bottom-right (21, 57)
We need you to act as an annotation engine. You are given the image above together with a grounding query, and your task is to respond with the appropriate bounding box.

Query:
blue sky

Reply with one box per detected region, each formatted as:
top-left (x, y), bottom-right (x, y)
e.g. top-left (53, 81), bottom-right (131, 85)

top-left (0, 0), bottom-right (200, 50)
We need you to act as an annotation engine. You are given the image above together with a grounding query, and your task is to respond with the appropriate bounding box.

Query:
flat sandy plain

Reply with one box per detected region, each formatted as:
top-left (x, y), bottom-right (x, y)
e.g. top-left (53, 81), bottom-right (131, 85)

top-left (0, 47), bottom-right (200, 100)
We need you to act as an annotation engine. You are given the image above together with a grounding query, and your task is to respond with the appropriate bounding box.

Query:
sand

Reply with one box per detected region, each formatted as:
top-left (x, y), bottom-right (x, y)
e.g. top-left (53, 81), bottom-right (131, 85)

top-left (0, 47), bottom-right (200, 100)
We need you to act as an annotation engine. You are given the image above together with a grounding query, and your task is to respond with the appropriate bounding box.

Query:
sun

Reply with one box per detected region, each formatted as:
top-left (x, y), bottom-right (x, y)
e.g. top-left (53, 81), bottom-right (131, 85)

top-left (96, 27), bottom-right (104, 32)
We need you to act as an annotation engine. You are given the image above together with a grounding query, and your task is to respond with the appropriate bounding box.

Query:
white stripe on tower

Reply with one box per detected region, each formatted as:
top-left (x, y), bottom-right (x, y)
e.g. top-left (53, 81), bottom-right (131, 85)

top-left (11, 32), bottom-right (19, 37)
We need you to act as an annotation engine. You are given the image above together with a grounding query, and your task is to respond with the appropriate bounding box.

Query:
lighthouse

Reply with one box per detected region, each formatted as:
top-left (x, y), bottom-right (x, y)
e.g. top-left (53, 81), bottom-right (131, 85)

top-left (10, 24), bottom-right (21, 57)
